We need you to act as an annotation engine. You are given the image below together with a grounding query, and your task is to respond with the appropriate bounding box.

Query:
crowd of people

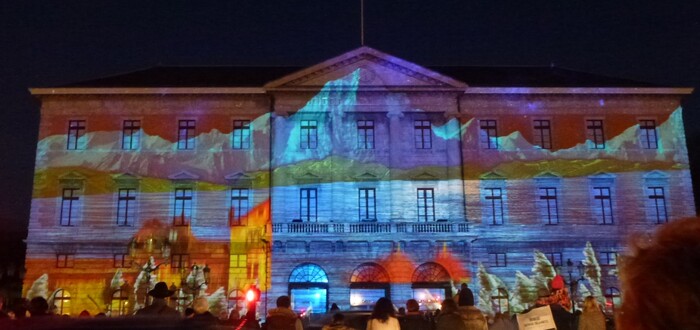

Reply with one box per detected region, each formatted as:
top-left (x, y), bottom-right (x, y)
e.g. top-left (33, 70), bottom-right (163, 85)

top-left (0, 217), bottom-right (698, 329)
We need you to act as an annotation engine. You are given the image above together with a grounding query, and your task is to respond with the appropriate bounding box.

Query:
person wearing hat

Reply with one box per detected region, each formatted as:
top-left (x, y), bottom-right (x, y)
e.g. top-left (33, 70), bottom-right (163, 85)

top-left (136, 282), bottom-right (180, 316)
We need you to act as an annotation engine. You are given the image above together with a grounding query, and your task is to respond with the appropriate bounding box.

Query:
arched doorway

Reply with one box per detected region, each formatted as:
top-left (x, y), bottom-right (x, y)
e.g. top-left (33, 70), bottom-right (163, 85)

top-left (604, 287), bottom-right (621, 315)
top-left (349, 262), bottom-right (390, 310)
top-left (288, 263), bottom-right (329, 313)
top-left (411, 262), bottom-right (451, 310)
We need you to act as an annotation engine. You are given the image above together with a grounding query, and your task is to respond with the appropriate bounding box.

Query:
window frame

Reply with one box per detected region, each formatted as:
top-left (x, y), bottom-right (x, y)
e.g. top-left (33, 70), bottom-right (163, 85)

top-left (300, 188), bottom-right (318, 222)
top-left (545, 252), bottom-right (563, 268)
top-left (358, 188), bottom-right (377, 221)
top-left (173, 187), bottom-right (193, 226)
top-left (177, 119), bottom-right (196, 150)
top-left (600, 251), bottom-right (618, 266)
top-left (121, 119), bottom-right (141, 150)
top-left (229, 187), bottom-right (250, 226)
top-left (171, 254), bottom-right (190, 269)
top-left (414, 120), bottom-right (432, 149)
top-left (638, 119), bottom-right (658, 149)
top-left (357, 120), bottom-right (375, 149)
top-left (484, 187), bottom-right (504, 225)
top-left (67, 120), bottom-right (86, 150)
top-left (532, 119), bottom-right (552, 149)
top-left (60, 188), bottom-right (80, 226)
top-left (113, 254), bottom-right (131, 268)
top-left (416, 188), bottom-right (436, 222)
top-left (116, 188), bottom-right (137, 226)
top-left (593, 187), bottom-right (614, 224)
top-left (586, 119), bottom-right (606, 149)
top-left (300, 120), bottom-right (318, 149)
top-left (232, 120), bottom-right (251, 149)
top-left (479, 119), bottom-right (499, 149)
top-left (647, 186), bottom-right (668, 224)
top-left (490, 253), bottom-right (507, 267)
top-left (56, 254), bottom-right (75, 268)
top-left (539, 187), bottom-right (559, 225)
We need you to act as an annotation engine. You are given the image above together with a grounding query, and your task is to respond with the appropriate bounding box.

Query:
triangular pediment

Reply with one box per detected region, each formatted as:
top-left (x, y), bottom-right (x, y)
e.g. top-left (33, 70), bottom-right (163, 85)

top-left (265, 46), bottom-right (466, 90)
top-left (355, 172), bottom-right (379, 181)
top-left (168, 170), bottom-right (199, 180)
top-left (589, 172), bottom-right (616, 180)
top-left (225, 172), bottom-right (253, 187)
top-left (643, 170), bottom-right (669, 179)
top-left (534, 171), bottom-right (561, 180)
top-left (480, 171), bottom-right (506, 180)
top-left (294, 172), bottom-right (321, 184)
top-left (412, 172), bottom-right (437, 181)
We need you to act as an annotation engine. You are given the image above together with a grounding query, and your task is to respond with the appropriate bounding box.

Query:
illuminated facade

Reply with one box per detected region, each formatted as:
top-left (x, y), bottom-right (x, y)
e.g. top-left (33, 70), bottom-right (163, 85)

top-left (25, 47), bottom-right (695, 315)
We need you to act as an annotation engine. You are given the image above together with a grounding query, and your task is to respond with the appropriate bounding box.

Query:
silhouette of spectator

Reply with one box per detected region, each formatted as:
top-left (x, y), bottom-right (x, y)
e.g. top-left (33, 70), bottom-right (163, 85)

top-left (435, 298), bottom-right (466, 330)
top-left (617, 217), bottom-right (700, 330)
top-left (366, 297), bottom-right (399, 330)
top-left (135, 282), bottom-right (179, 316)
top-left (322, 312), bottom-right (355, 330)
top-left (28, 297), bottom-right (51, 317)
top-left (263, 295), bottom-right (302, 330)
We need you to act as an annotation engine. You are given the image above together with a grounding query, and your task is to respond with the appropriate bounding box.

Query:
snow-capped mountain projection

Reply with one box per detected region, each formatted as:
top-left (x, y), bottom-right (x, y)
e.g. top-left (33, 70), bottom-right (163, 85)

top-left (24, 46), bottom-right (694, 316)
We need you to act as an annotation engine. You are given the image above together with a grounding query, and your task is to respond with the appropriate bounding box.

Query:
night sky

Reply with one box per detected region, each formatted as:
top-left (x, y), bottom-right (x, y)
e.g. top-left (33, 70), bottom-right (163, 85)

top-left (2, 1), bottom-right (700, 237)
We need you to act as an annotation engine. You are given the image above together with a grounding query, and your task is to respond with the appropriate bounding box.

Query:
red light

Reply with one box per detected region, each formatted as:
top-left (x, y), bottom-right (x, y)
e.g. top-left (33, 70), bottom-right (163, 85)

top-left (246, 289), bottom-right (257, 302)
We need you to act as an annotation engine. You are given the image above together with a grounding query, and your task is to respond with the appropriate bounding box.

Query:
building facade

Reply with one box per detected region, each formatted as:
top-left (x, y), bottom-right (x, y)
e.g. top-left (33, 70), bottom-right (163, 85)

top-left (24, 47), bottom-right (695, 316)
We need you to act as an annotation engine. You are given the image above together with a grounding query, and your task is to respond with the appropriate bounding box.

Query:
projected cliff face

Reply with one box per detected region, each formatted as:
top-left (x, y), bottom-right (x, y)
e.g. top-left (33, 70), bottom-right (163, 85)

top-left (24, 48), bottom-right (695, 315)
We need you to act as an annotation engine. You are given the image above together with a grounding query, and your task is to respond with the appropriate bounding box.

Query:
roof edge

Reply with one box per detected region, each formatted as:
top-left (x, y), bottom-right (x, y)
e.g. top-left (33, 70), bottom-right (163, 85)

top-left (30, 87), bottom-right (267, 95)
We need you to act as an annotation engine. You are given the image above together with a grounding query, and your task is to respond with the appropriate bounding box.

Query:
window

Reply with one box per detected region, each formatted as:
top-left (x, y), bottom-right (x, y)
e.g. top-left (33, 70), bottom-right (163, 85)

top-left (113, 254), bottom-right (131, 268)
top-left (545, 252), bottom-right (563, 268)
top-left (484, 188), bottom-right (504, 225)
top-left (600, 252), bottom-right (618, 266)
top-left (230, 188), bottom-right (249, 226)
top-left (110, 290), bottom-right (129, 316)
top-left (60, 188), bottom-right (80, 226)
top-left (593, 187), bottom-right (614, 224)
top-left (417, 188), bottom-right (435, 222)
top-left (357, 120), bottom-right (375, 149)
top-left (173, 188), bottom-right (193, 226)
top-left (492, 288), bottom-right (509, 314)
top-left (56, 254), bottom-right (75, 268)
top-left (230, 254), bottom-right (247, 269)
top-left (177, 120), bottom-right (196, 150)
top-left (67, 120), bottom-right (86, 150)
top-left (232, 120), bottom-right (251, 149)
top-left (639, 120), bottom-right (658, 149)
top-left (414, 120), bottom-right (432, 149)
top-left (171, 254), bottom-right (189, 269)
top-left (53, 289), bottom-right (70, 315)
top-left (533, 120), bottom-right (552, 149)
top-left (539, 187), bottom-right (559, 225)
top-left (228, 290), bottom-right (245, 313)
top-left (490, 253), bottom-right (507, 267)
top-left (300, 120), bottom-right (318, 149)
top-left (121, 120), bottom-right (141, 150)
top-left (358, 188), bottom-right (376, 221)
top-left (479, 120), bottom-right (498, 149)
top-left (289, 263), bottom-right (329, 313)
top-left (586, 120), bottom-right (605, 149)
top-left (647, 187), bottom-right (668, 224)
top-left (604, 288), bottom-right (621, 316)
top-left (117, 188), bottom-right (136, 226)
top-left (300, 188), bottom-right (317, 222)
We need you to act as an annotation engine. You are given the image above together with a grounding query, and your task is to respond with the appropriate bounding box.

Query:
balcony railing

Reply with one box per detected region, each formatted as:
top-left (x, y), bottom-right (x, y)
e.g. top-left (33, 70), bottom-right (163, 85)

top-left (272, 221), bottom-right (469, 234)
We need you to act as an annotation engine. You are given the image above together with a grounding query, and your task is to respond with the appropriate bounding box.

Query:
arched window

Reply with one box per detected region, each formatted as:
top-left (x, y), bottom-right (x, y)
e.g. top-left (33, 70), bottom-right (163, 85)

top-left (288, 263), bottom-right (329, 313)
top-left (228, 289), bottom-right (245, 315)
top-left (604, 287), bottom-right (621, 315)
top-left (411, 262), bottom-right (451, 283)
top-left (349, 263), bottom-right (390, 309)
top-left (411, 262), bottom-right (451, 310)
top-left (110, 289), bottom-right (129, 316)
top-left (53, 289), bottom-right (71, 315)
